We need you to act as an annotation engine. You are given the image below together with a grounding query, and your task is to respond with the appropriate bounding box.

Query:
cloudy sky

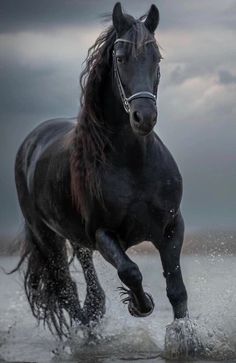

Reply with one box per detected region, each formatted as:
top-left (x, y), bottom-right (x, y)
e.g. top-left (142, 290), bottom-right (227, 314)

top-left (0, 0), bottom-right (236, 236)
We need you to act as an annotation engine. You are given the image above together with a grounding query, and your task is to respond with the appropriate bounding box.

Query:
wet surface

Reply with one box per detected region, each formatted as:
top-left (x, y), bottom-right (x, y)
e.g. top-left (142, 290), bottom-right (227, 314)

top-left (0, 252), bottom-right (236, 362)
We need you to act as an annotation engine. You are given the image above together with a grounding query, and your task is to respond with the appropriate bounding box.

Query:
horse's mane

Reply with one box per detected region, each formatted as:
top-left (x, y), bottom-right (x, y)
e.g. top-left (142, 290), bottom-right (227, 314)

top-left (70, 16), bottom-right (154, 217)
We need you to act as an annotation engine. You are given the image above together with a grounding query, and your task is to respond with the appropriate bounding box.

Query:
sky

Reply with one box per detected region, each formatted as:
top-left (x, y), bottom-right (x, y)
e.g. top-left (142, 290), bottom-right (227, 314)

top-left (0, 0), bottom-right (236, 236)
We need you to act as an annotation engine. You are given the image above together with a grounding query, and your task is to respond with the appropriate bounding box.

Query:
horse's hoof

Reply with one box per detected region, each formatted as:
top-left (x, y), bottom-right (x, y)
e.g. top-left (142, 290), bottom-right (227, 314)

top-left (128, 293), bottom-right (154, 318)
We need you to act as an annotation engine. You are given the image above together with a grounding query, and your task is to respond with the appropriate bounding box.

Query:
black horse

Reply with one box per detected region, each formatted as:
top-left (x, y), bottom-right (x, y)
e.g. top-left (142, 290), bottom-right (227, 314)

top-left (14, 3), bottom-right (188, 338)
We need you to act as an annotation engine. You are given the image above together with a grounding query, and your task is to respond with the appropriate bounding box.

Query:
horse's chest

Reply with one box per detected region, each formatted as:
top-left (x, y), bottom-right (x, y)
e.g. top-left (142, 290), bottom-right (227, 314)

top-left (102, 167), bottom-right (182, 231)
top-left (128, 175), bottom-right (182, 223)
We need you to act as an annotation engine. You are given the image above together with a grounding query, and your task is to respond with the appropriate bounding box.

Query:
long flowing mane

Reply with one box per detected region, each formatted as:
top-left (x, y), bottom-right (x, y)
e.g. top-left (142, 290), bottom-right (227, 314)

top-left (70, 24), bottom-right (116, 217)
top-left (70, 17), bottom-right (154, 217)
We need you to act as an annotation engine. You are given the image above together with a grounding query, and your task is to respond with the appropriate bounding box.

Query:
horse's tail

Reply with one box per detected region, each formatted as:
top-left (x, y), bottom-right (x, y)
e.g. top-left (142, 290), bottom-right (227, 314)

top-left (13, 137), bottom-right (85, 338)
top-left (10, 223), bottom-right (84, 338)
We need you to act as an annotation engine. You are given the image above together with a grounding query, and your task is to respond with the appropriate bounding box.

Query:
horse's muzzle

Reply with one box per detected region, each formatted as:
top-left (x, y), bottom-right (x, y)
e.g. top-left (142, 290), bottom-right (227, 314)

top-left (130, 99), bottom-right (157, 136)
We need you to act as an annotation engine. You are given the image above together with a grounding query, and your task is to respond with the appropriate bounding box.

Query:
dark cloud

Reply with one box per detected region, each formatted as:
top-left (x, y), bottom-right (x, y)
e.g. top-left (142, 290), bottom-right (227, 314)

top-left (0, 0), bottom-right (151, 33)
top-left (0, 62), bottom-right (80, 115)
top-left (218, 69), bottom-right (236, 85)
top-left (0, 0), bottom-right (234, 34)
top-left (221, 2), bottom-right (236, 30)
top-left (0, 0), bottom-right (102, 33)
top-left (169, 66), bottom-right (190, 85)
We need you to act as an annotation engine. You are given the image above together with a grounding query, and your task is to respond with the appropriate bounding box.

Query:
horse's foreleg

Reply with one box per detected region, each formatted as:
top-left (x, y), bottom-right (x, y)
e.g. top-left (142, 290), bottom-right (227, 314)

top-left (95, 228), bottom-right (154, 317)
top-left (158, 213), bottom-right (188, 319)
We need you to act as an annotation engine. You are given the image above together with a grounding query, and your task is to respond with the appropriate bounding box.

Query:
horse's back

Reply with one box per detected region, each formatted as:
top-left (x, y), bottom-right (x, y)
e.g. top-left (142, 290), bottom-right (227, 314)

top-left (16, 118), bottom-right (75, 177)
top-left (15, 118), bottom-right (76, 219)
top-left (16, 117), bottom-right (76, 163)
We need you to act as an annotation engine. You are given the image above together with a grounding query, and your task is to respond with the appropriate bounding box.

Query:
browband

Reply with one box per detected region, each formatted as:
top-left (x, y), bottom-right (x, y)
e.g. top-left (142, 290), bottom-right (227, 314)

top-left (114, 38), bottom-right (156, 46)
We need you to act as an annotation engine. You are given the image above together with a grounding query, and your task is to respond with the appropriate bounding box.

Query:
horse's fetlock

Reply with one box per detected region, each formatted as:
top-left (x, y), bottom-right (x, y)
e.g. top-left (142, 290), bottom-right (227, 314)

top-left (167, 287), bottom-right (187, 306)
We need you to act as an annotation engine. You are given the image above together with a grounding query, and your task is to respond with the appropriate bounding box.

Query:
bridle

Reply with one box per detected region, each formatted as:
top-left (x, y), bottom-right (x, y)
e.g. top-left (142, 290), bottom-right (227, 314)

top-left (113, 38), bottom-right (158, 113)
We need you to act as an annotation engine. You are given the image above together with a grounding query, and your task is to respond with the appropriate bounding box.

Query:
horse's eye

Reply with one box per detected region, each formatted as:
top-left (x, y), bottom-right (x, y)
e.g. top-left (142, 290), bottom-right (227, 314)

top-left (116, 56), bottom-right (125, 64)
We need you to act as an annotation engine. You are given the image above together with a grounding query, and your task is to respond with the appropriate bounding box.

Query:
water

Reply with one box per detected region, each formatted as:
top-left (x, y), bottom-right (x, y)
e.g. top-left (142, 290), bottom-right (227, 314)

top-left (0, 253), bottom-right (235, 362)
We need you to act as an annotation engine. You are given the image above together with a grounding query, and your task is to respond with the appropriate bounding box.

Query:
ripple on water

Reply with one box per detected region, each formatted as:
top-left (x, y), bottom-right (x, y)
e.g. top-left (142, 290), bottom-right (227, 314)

top-left (52, 324), bottom-right (162, 362)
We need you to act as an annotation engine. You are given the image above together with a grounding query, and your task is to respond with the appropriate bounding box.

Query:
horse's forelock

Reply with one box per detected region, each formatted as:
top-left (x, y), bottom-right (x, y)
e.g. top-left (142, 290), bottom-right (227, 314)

top-left (127, 21), bottom-right (154, 54)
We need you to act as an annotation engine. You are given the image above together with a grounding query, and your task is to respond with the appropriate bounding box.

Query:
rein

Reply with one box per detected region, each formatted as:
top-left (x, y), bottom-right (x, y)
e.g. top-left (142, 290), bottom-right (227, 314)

top-left (113, 38), bottom-right (157, 113)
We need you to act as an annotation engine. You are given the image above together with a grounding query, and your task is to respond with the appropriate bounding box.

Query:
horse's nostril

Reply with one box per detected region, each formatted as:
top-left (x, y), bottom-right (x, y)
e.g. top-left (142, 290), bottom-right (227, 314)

top-left (133, 111), bottom-right (142, 124)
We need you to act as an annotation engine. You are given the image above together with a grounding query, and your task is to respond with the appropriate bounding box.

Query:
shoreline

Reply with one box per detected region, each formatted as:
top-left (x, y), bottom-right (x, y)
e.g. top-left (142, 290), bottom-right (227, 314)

top-left (0, 230), bottom-right (235, 256)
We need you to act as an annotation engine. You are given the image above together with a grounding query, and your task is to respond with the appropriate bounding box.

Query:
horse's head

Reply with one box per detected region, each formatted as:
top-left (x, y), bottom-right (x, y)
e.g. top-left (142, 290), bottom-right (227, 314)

top-left (112, 3), bottom-right (161, 136)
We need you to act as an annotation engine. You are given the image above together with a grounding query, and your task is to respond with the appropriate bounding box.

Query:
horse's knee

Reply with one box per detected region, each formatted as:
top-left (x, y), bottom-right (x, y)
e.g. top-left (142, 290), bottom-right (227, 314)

top-left (118, 262), bottom-right (142, 288)
top-left (96, 228), bottom-right (116, 244)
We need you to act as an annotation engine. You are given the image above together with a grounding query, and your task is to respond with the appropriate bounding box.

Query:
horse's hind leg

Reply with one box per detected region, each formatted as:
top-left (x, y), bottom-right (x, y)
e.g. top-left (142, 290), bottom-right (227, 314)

top-left (75, 247), bottom-right (106, 323)
top-left (22, 222), bottom-right (85, 337)
top-left (95, 229), bottom-right (154, 317)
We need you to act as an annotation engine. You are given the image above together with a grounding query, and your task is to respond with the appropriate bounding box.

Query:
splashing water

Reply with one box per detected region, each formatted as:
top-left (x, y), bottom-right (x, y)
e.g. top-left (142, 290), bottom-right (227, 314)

top-left (164, 252), bottom-right (236, 361)
top-left (165, 318), bottom-right (204, 359)
top-left (164, 316), bottom-right (236, 361)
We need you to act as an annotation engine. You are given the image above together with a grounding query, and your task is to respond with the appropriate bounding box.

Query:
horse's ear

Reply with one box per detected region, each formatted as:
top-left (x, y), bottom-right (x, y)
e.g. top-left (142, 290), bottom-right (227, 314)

top-left (112, 2), bottom-right (132, 35)
top-left (144, 4), bottom-right (159, 33)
